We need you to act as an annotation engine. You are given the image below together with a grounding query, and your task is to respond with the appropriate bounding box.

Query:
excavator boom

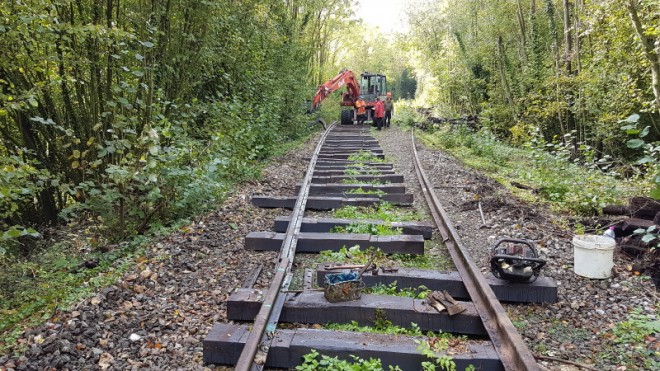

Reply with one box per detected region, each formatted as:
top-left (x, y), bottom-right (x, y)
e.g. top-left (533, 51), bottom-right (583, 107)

top-left (309, 69), bottom-right (360, 112)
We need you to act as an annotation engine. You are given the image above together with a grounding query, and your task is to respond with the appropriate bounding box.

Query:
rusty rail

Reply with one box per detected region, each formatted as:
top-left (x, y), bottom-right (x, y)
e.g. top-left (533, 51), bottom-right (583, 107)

top-left (235, 122), bottom-right (338, 371)
top-left (411, 130), bottom-right (539, 371)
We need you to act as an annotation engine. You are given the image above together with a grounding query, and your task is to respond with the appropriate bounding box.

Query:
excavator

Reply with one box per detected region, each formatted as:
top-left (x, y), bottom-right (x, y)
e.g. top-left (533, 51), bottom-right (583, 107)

top-left (310, 69), bottom-right (387, 125)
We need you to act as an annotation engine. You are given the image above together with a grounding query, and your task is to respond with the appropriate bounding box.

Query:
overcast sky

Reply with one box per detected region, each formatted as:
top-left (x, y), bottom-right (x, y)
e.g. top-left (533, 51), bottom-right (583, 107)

top-left (355, 0), bottom-right (411, 34)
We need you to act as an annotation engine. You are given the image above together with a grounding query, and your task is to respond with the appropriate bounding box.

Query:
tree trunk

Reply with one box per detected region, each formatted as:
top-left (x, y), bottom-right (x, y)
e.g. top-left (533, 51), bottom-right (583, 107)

top-left (516, 0), bottom-right (528, 61)
top-left (496, 36), bottom-right (514, 108)
top-left (626, 0), bottom-right (660, 109)
top-left (562, 0), bottom-right (577, 153)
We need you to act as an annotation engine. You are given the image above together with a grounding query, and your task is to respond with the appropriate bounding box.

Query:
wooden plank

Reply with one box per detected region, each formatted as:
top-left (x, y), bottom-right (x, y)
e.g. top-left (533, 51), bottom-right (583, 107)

top-left (316, 163), bottom-right (393, 170)
top-left (315, 165), bottom-right (394, 170)
top-left (240, 265), bottom-right (262, 289)
top-left (324, 139), bottom-right (378, 144)
top-left (318, 153), bottom-right (385, 160)
top-left (304, 193), bottom-right (413, 205)
top-left (325, 135), bottom-right (373, 140)
top-left (298, 183), bottom-right (406, 194)
top-left (227, 289), bottom-right (486, 335)
top-left (273, 216), bottom-right (433, 239)
top-left (619, 218), bottom-right (658, 235)
top-left (245, 232), bottom-right (425, 255)
top-left (251, 196), bottom-right (380, 210)
top-left (312, 170), bottom-right (397, 176)
top-left (320, 148), bottom-right (383, 154)
top-left (316, 266), bottom-right (558, 304)
top-left (203, 323), bottom-right (503, 370)
top-left (312, 174), bottom-right (404, 183)
top-left (630, 197), bottom-right (660, 220)
top-left (322, 145), bottom-right (380, 150)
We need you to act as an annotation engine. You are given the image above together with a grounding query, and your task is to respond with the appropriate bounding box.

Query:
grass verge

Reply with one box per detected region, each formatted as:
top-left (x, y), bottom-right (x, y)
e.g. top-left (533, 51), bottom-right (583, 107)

top-left (415, 126), bottom-right (649, 216)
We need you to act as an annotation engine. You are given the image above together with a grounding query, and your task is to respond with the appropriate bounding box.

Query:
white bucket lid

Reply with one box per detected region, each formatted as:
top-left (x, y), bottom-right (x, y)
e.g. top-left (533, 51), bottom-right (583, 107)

top-left (572, 234), bottom-right (616, 250)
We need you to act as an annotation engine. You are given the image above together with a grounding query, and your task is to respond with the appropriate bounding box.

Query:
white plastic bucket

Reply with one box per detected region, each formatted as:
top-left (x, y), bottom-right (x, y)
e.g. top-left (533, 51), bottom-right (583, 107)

top-left (572, 234), bottom-right (616, 279)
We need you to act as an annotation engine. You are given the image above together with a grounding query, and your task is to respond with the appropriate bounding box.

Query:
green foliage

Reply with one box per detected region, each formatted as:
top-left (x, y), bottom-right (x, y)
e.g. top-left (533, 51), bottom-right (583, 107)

top-left (340, 178), bottom-right (386, 186)
top-left (406, 0), bottom-right (660, 199)
top-left (319, 245), bottom-right (380, 264)
top-left (633, 226), bottom-right (659, 250)
top-left (394, 100), bottom-right (429, 128)
top-left (314, 94), bottom-right (343, 124)
top-left (296, 349), bottom-right (401, 371)
top-left (416, 337), bottom-right (458, 371)
top-left (0, 155), bottom-right (52, 221)
top-left (418, 127), bottom-right (647, 216)
top-left (332, 223), bottom-right (402, 235)
top-left (344, 188), bottom-right (386, 196)
top-left (344, 167), bottom-right (382, 176)
top-left (364, 281), bottom-right (431, 299)
top-left (0, 155), bottom-right (50, 254)
top-left (621, 114), bottom-right (660, 200)
top-left (597, 309), bottom-right (660, 370)
top-left (317, 244), bottom-right (442, 270)
top-left (0, 0), bottom-right (325, 243)
top-left (347, 151), bottom-right (386, 163)
top-left (390, 249), bottom-right (437, 269)
top-left (333, 202), bottom-right (420, 222)
top-left (324, 320), bottom-right (425, 337)
top-left (319, 321), bottom-right (469, 371)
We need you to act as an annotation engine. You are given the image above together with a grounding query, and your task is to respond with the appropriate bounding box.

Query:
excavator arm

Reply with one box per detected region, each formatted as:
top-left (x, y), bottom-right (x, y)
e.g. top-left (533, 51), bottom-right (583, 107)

top-left (309, 69), bottom-right (360, 113)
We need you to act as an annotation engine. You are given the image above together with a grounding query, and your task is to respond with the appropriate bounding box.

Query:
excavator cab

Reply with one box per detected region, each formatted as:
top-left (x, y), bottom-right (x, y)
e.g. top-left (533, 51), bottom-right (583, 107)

top-left (339, 72), bottom-right (386, 125)
top-left (359, 73), bottom-right (387, 106)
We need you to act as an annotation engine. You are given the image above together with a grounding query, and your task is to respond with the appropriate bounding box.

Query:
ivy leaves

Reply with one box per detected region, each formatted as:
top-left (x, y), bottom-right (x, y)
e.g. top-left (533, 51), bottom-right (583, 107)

top-left (621, 114), bottom-right (660, 199)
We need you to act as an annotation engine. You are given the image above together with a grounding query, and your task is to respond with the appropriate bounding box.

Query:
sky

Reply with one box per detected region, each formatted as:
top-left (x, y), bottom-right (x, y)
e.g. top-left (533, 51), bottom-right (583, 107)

top-left (355, 0), bottom-right (411, 34)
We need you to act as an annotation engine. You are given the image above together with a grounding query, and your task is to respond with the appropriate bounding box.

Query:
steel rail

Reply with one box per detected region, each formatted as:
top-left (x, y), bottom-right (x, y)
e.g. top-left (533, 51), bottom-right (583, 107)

top-left (411, 130), bottom-right (539, 371)
top-left (235, 121), bottom-right (338, 371)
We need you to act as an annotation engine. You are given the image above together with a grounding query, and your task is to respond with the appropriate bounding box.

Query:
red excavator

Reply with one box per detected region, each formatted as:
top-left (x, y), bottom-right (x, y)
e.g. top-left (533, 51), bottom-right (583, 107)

top-left (310, 69), bottom-right (387, 125)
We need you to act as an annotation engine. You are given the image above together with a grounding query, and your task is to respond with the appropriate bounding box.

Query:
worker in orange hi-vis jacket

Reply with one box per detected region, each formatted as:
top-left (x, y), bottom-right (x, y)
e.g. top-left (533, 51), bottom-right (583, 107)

top-left (374, 97), bottom-right (385, 130)
top-left (355, 96), bottom-right (367, 125)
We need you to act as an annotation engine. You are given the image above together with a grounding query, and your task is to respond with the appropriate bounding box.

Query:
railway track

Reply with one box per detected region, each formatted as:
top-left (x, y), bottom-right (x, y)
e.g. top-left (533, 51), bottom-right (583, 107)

top-left (203, 124), bottom-right (557, 370)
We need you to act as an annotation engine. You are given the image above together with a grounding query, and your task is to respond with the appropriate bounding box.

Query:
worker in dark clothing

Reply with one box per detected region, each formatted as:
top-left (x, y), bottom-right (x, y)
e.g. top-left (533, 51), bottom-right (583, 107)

top-left (355, 96), bottom-right (367, 125)
top-left (374, 97), bottom-right (385, 130)
top-left (384, 92), bottom-right (394, 127)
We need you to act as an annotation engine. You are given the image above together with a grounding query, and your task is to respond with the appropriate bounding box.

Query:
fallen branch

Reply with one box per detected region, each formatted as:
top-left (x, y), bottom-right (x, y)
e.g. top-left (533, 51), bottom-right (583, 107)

top-left (477, 201), bottom-right (487, 225)
top-left (433, 185), bottom-right (472, 189)
top-left (511, 181), bottom-right (534, 190)
top-left (534, 355), bottom-right (598, 371)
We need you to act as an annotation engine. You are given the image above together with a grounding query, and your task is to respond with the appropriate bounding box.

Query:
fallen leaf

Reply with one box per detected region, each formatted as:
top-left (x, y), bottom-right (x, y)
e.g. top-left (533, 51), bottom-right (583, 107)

top-left (98, 352), bottom-right (114, 370)
top-left (140, 269), bottom-right (152, 279)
